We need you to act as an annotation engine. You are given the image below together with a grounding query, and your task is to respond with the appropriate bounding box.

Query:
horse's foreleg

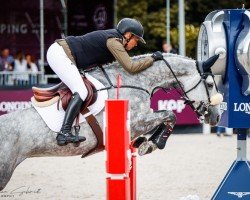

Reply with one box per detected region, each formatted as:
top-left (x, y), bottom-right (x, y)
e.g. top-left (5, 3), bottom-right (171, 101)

top-left (131, 110), bottom-right (176, 156)
top-left (131, 109), bottom-right (176, 138)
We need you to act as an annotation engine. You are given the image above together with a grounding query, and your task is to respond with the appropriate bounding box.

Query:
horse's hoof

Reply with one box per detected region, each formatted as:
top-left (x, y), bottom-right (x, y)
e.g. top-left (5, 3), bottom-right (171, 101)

top-left (132, 136), bottom-right (147, 148)
top-left (138, 141), bottom-right (157, 156)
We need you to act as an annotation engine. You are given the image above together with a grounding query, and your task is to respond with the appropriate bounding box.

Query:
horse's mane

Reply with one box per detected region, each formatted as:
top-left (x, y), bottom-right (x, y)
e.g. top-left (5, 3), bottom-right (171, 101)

top-left (93, 53), bottom-right (198, 92)
top-left (103, 53), bottom-right (196, 74)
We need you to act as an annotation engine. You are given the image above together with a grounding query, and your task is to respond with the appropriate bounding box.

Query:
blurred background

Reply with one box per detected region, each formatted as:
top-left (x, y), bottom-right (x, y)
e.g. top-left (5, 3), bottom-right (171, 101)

top-left (0, 0), bottom-right (249, 133)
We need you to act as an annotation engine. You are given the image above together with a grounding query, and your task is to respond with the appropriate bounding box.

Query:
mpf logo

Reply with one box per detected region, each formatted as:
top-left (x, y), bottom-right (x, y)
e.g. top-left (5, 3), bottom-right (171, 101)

top-left (234, 103), bottom-right (250, 114)
top-left (228, 192), bottom-right (250, 198)
top-left (158, 100), bottom-right (185, 113)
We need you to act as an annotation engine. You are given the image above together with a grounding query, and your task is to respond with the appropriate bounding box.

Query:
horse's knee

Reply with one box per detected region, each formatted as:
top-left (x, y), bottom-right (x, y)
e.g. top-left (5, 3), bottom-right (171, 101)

top-left (157, 110), bottom-right (176, 126)
top-left (167, 111), bottom-right (176, 126)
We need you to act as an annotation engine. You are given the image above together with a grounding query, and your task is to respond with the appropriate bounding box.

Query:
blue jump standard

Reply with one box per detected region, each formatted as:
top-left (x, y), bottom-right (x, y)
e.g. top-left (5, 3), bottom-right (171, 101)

top-left (212, 129), bottom-right (250, 200)
top-left (197, 9), bottom-right (250, 199)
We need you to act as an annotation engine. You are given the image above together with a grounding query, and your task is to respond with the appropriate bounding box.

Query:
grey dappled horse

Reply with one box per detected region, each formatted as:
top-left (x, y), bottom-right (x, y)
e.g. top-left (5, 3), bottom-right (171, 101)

top-left (0, 53), bottom-right (221, 190)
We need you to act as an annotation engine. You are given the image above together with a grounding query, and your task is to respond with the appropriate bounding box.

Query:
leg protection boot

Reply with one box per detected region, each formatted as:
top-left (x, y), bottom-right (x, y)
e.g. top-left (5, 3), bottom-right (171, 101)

top-left (56, 92), bottom-right (86, 146)
top-left (132, 136), bottom-right (147, 148)
top-left (132, 123), bottom-right (162, 148)
top-left (148, 123), bottom-right (173, 149)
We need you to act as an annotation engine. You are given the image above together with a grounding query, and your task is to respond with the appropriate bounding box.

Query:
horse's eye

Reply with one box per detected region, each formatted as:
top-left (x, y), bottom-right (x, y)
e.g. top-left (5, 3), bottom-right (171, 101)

top-left (207, 82), bottom-right (214, 89)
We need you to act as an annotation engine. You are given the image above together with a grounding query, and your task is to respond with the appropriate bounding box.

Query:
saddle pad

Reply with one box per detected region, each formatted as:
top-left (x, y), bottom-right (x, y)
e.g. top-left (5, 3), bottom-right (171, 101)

top-left (32, 73), bottom-right (108, 132)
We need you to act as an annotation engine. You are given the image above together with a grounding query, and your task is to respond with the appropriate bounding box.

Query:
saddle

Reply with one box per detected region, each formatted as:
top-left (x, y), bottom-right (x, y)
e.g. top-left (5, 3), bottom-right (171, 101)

top-left (32, 75), bottom-right (104, 157)
top-left (32, 75), bottom-right (97, 113)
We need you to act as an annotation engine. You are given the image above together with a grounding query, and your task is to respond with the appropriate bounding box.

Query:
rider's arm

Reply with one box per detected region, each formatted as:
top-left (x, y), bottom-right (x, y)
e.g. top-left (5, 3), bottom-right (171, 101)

top-left (106, 38), bottom-right (154, 74)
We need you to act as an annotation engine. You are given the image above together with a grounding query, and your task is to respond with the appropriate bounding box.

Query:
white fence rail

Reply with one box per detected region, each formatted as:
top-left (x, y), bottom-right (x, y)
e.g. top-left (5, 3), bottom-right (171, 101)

top-left (0, 71), bottom-right (58, 86)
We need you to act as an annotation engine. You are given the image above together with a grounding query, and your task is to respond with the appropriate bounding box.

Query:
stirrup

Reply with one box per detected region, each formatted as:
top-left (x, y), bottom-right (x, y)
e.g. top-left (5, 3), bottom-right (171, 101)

top-left (74, 125), bottom-right (81, 142)
top-left (56, 132), bottom-right (86, 146)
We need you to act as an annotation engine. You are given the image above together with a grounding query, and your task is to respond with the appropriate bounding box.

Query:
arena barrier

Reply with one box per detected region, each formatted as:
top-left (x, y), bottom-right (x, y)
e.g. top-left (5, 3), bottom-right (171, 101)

top-left (105, 99), bottom-right (136, 200)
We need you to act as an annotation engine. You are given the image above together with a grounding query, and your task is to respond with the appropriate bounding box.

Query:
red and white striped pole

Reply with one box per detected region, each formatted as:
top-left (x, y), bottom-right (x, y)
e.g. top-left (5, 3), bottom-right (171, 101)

top-left (105, 99), bottom-right (136, 200)
top-left (129, 146), bottom-right (137, 200)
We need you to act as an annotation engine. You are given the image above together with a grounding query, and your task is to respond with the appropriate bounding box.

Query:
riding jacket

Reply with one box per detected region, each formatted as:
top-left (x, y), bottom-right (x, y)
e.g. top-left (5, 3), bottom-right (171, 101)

top-left (56, 29), bottom-right (153, 74)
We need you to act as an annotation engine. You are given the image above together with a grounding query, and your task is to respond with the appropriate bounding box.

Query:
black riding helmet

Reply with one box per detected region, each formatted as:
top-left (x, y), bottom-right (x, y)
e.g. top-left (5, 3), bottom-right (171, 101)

top-left (117, 18), bottom-right (146, 44)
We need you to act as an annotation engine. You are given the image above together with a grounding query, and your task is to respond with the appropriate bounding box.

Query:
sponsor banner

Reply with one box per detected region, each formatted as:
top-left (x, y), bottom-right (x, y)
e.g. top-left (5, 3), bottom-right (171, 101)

top-left (1, 87), bottom-right (200, 125)
top-left (0, 89), bottom-right (33, 115)
top-left (150, 88), bottom-right (200, 125)
top-left (233, 103), bottom-right (250, 114)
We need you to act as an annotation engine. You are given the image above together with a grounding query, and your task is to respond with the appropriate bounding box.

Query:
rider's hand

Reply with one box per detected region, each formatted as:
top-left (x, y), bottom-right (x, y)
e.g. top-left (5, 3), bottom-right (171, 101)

top-left (151, 51), bottom-right (163, 61)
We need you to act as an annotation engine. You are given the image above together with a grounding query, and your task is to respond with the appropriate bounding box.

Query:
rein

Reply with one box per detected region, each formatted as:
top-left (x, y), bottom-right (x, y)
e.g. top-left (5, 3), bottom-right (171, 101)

top-left (161, 58), bottom-right (204, 100)
top-left (84, 66), bottom-right (150, 95)
top-left (161, 58), bottom-right (219, 117)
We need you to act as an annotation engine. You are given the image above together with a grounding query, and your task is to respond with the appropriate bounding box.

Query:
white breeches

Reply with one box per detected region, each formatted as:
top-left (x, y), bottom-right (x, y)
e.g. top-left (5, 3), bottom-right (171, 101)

top-left (46, 42), bottom-right (88, 101)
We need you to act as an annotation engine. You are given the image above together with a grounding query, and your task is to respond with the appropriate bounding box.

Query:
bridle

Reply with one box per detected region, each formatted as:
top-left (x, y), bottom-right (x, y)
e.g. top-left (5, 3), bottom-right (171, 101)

top-left (154, 58), bottom-right (220, 118)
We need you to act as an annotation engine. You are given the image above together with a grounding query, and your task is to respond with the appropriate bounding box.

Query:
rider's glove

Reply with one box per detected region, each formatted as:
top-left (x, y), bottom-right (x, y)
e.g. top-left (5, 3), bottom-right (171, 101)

top-left (151, 51), bottom-right (163, 61)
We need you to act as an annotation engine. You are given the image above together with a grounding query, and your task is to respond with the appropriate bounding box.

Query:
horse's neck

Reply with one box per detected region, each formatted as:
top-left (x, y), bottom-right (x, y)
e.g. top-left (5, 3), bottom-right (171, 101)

top-left (90, 54), bottom-right (197, 92)
top-left (90, 64), bottom-right (139, 87)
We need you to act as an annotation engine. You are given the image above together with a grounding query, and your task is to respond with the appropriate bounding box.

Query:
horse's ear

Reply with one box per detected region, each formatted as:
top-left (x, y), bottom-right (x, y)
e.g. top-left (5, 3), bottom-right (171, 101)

top-left (202, 54), bottom-right (220, 73)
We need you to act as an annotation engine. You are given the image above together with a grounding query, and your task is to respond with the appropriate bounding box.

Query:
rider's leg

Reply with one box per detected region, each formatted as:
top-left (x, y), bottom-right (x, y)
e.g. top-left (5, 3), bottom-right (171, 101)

top-left (47, 42), bottom-right (88, 145)
top-left (56, 92), bottom-right (86, 145)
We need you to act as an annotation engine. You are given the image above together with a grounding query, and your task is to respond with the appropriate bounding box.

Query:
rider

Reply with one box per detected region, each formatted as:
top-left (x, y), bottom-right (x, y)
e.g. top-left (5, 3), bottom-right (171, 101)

top-left (46, 18), bottom-right (163, 146)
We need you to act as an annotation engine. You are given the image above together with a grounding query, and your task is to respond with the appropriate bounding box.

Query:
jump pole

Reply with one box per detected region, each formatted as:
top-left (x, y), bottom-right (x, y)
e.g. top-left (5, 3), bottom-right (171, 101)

top-left (104, 99), bottom-right (136, 200)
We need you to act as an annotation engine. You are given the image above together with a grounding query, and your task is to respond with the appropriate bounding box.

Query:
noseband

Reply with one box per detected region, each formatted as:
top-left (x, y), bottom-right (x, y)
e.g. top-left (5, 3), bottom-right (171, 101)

top-left (157, 58), bottom-right (220, 118)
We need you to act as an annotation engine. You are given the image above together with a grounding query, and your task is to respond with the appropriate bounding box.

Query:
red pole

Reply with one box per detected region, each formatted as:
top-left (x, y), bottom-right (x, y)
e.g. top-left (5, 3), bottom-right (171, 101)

top-left (105, 99), bottom-right (132, 200)
top-left (116, 74), bottom-right (122, 99)
top-left (129, 147), bottom-right (137, 200)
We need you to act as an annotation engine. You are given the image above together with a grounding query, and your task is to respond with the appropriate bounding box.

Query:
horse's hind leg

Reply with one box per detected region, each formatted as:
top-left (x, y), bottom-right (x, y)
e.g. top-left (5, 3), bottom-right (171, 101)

top-left (0, 163), bottom-right (14, 191)
top-left (0, 130), bottom-right (26, 191)
top-left (0, 157), bottom-right (25, 191)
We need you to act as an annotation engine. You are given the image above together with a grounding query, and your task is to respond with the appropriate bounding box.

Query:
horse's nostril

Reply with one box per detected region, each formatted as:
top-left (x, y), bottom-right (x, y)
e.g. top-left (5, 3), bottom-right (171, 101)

top-left (216, 115), bottom-right (220, 123)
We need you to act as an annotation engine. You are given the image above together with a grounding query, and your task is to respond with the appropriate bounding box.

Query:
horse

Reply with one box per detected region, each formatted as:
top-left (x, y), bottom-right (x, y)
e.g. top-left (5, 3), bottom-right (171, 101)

top-left (0, 53), bottom-right (222, 191)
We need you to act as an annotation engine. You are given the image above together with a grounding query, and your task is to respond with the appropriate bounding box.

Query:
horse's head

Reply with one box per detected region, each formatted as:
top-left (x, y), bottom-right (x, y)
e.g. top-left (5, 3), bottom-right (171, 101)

top-left (180, 55), bottom-right (223, 126)
top-left (103, 53), bottom-right (223, 126)
top-left (182, 72), bottom-right (222, 126)
top-left (154, 54), bottom-right (222, 126)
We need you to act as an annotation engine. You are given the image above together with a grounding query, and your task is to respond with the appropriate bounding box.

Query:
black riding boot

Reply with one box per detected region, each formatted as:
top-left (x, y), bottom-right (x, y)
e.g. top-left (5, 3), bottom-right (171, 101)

top-left (56, 92), bottom-right (86, 146)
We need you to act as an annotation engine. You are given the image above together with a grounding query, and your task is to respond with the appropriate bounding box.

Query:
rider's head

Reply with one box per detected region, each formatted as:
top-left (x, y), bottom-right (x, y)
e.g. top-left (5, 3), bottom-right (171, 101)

top-left (117, 18), bottom-right (145, 51)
